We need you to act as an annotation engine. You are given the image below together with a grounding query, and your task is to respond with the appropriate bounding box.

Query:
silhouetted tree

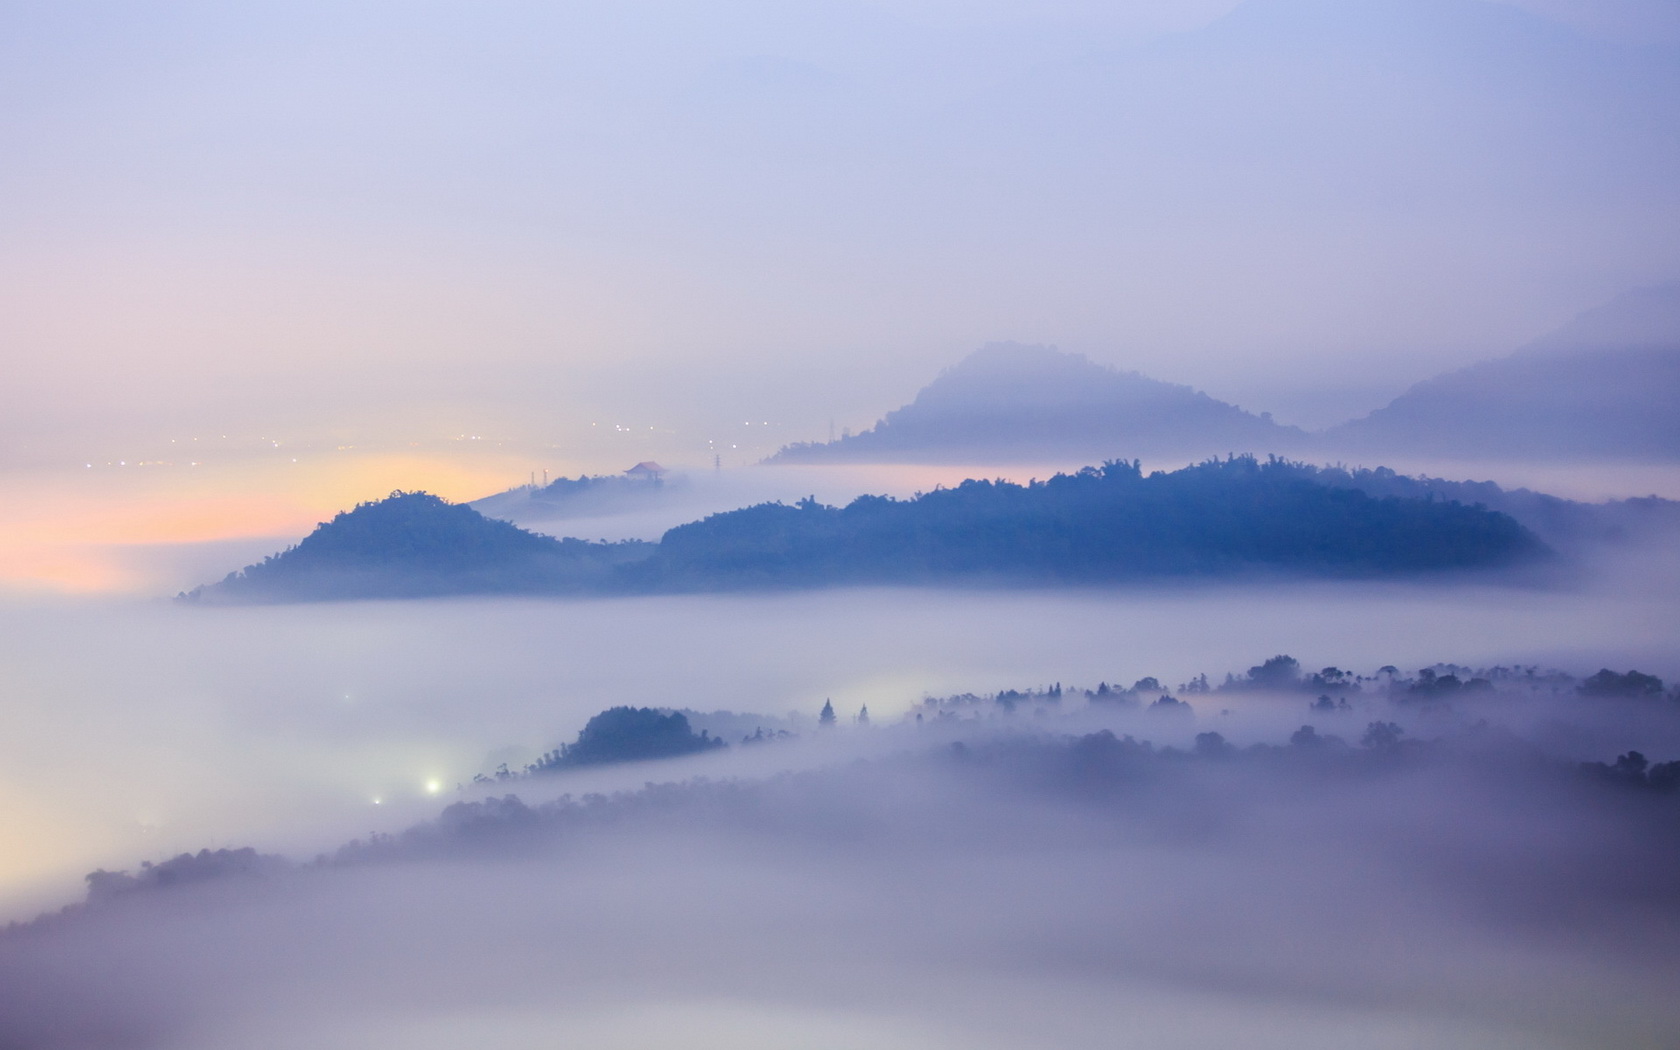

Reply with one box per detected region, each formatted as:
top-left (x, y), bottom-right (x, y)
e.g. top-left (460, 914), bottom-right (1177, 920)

top-left (535, 707), bottom-right (725, 771)
top-left (1361, 722), bottom-right (1404, 749)
top-left (1579, 669), bottom-right (1665, 698)
top-left (1254, 655), bottom-right (1301, 687)
top-left (1194, 731), bottom-right (1233, 757)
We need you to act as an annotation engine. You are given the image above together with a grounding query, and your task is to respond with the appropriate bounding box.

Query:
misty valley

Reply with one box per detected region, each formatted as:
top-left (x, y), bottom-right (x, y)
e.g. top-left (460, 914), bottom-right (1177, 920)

top-left (6, 647), bottom-right (1680, 1050)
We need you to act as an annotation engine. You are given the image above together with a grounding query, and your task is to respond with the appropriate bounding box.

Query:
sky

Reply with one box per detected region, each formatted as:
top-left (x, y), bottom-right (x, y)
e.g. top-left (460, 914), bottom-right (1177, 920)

top-left (0, 0), bottom-right (1678, 591)
top-left (3, 0), bottom-right (1678, 457)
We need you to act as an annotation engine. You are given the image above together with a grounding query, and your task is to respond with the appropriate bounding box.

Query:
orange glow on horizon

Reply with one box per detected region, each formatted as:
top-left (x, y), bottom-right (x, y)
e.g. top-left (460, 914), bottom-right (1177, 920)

top-left (0, 452), bottom-right (539, 594)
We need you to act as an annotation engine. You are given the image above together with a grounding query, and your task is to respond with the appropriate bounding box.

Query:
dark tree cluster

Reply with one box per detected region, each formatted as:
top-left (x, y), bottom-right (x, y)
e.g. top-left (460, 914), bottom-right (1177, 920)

top-left (1579, 669), bottom-right (1666, 698)
top-left (534, 472), bottom-right (664, 501)
top-left (83, 848), bottom-right (283, 905)
top-left (1088, 678), bottom-right (1163, 704)
top-left (529, 707), bottom-right (726, 773)
top-left (1404, 668), bottom-right (1495, 698)
top-left (1581, 751), bottom-right (1680, 791)
top-left (1217, 655), bottom-right (1373, 696)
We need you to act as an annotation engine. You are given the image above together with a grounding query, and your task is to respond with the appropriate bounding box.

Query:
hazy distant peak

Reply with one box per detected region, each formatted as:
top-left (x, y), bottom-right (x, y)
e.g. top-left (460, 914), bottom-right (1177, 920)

top-left (939, 342), bottom-right (1094, 374)
top-left (1326, 281), bottom-right (1680, 459)
top-left (1520, 282), bottom-right (1680, 357)
top-left (771, 342), bottom-right (1302, 464)
top-left (912, 343), bottom-right (1203, 411)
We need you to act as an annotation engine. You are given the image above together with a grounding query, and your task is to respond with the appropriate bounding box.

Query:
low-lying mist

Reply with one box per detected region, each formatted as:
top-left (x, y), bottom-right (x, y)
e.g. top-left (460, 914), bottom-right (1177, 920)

top-left (3, 532), bottom-right (1678, 891)
top-left (5, 680), bottom-right (1679, 1050)
top-left (2, 487), bottom-right (1676, 1048)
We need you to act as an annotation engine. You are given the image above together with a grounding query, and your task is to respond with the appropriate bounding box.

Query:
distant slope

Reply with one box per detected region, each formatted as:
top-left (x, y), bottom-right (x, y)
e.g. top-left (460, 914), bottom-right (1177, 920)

top-left (471, 472), bottom-right (684, 524)
top-left (183, 491), bottom-right (652, 603)
top-left (1327, 284), bottom-right (1680, 459)
top-left (185, 462), bottom-right (1548, 603)
top-left (771, 343), bottom-right (1305, 464)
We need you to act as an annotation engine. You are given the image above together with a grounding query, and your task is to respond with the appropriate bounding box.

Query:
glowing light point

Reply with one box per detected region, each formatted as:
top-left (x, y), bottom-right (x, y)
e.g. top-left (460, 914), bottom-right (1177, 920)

top-left (425, 779), bottom-right (442, 795)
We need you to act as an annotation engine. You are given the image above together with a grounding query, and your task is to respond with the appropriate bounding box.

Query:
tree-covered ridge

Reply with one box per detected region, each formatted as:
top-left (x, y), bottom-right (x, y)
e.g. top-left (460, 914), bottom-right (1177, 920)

top-left (1271, 461), bottom-right (1680, 545)
top-left (186, 459), bottom-right (1546, 602)
top-left (254, 490), bottom-right (563, 569)
top-left (640, 456), bottom-right (1544, 587)
top-left (185, 491), bottom-right (652, 602)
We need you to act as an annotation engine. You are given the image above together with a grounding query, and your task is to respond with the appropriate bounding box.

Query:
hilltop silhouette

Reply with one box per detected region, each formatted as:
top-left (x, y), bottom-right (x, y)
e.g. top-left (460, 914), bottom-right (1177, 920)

top-left (181, 491), bottom-right (652, 602)
top-left (772, 343), bottom-right (1305, 464)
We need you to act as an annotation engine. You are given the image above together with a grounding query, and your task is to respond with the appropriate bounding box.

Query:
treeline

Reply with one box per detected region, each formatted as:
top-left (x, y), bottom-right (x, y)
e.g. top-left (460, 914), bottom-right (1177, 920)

top-left (475, 660), bottom-right (1671, 787)
top-left (916, 657), bottom-right (1675, 722)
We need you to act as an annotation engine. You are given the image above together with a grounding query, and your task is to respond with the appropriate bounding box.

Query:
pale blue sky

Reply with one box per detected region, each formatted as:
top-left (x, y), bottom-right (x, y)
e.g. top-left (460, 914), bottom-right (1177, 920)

top-left (1, 0), bottom-right (1676, 464)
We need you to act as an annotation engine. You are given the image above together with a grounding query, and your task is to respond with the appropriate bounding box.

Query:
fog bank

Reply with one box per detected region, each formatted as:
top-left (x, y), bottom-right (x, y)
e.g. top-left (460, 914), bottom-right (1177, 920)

top-left (3, 543), bottom-right (1677, 912)
top-left (5, 711), bottom-right (1679, 1049)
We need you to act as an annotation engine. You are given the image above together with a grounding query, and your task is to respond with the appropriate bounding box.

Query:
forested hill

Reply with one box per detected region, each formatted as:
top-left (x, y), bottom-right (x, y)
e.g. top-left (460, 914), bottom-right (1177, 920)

top-left (636, 458), bottom-right (1543, 589)
top-left (183, 491), bottom-right (652, 602)
top-left (185, 461), bottom-right (1545, 603)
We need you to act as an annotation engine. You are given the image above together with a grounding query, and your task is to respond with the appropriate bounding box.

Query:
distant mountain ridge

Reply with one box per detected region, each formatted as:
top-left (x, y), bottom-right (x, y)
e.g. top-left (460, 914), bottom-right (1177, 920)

top-left (184, 458), bottom-right (1547, 603)
top-left (771, 285), bottom-right (1680, 465)
top-left (773, 343), bottom-right (1305, 464)
top-left (1326, 284), bottom-right (1680, 459)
